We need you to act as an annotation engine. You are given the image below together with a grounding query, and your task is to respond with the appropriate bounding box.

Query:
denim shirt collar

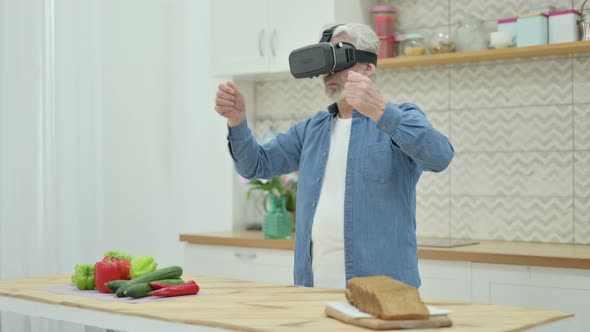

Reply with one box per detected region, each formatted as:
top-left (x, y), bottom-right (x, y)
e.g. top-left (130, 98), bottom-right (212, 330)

top-left (328, 102), bottom-right (363, 118)
top-left (328, 103), bottom-right (338, 116)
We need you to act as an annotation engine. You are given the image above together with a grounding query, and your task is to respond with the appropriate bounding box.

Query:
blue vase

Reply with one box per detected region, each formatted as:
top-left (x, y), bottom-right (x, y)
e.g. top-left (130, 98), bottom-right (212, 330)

top-left (264, 196), bottom-right (292, 239)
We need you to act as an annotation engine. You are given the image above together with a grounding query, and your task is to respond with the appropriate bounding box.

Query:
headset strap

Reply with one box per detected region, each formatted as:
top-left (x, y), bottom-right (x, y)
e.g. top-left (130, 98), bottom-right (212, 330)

top-left (321, 25), bottom-right (378, 65)
top-left (319, 25), bottom-right (342, 42)
top-left (355, 50), bottom-right (378, 65)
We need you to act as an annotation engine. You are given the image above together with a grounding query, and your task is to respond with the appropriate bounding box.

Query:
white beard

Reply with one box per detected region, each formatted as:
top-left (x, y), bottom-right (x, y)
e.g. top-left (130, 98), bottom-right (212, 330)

top-left (324, 77), bottom-right (345, 103)
top-left (326, 88), bottom-right (345, 103)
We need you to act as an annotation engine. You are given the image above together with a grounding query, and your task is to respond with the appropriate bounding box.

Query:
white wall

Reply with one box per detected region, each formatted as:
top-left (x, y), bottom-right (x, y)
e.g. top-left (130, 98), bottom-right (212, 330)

top-left (100, 0), bottom-right (233, 267)
top-left (0, 0), bottom-right (104, 278)
top-left (0, 0), bottom-right (235, 275)
top-left (101, 0), bottom-right (174, 264)
top-left (170, 1), bottom-right (234, 237)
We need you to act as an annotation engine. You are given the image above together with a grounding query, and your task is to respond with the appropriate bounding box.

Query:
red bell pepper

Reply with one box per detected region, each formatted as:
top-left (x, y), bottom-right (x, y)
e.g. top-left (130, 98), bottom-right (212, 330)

top-left (94, 256), bottom-right (131, 293)
top-left (148, 280), bottom-right (200, 297)
top-left (104, 256), bottom-right (131, 280)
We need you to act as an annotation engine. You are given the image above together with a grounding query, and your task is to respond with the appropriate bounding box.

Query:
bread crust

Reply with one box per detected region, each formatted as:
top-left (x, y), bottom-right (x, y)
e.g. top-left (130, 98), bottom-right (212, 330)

top-left (346, 275), bottom-right (429, 320)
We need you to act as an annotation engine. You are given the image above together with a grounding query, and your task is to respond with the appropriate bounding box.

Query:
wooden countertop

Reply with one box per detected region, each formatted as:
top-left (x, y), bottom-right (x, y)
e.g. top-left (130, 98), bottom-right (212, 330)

top-left (179, 231), bottom-right (590, 270)
top-left (0, 274), bottom-right (573, 331)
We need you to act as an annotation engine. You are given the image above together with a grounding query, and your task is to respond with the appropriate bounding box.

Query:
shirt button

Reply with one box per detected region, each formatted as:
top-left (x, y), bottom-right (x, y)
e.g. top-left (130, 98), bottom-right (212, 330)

top-left (323, 152), bottom-right (327, 157)
top-left (381, 125), bottom-right (386, 130)
top-left (316, 177), bottom-right (320, 183)
top-left (312, 202), bottom-right (316, 207)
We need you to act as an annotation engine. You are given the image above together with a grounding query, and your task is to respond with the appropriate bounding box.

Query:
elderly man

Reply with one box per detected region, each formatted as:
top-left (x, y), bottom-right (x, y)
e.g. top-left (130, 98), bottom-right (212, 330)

top-left (214, 23), bottom-right (454, 289)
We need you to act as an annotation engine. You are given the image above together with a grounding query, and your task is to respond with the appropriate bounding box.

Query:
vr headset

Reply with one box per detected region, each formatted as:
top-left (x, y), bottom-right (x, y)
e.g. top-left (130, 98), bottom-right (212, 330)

top-left (288, 25), bottom-right (378, 79)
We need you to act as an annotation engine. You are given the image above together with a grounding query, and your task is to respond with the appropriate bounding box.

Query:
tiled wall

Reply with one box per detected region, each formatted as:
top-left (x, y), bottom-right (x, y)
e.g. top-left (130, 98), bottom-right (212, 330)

top-left (251, 0), bottom-right (590, 244)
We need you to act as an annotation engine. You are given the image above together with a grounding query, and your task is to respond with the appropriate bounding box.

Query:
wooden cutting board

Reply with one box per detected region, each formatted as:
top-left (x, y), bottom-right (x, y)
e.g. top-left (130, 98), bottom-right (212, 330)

top-left (325, 305), bottom-right (453, 330)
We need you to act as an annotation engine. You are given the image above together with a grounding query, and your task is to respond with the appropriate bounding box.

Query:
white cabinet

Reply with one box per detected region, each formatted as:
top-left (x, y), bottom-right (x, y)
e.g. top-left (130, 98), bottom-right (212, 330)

top-left (471, 263), bottom-right (590, 332)
top-left (418, 259), bottom-right (471, 302)
top-left (418, 260), bottom-right (588, 332)
top-left (184, 244), bottom-right (294, 284)
top-left (209, 0), bottom-right (373, 77)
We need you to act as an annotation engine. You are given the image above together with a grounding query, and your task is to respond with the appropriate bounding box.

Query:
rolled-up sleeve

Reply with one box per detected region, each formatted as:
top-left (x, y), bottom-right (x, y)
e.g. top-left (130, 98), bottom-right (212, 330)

top-left (226, 118), bottom-right (306, 179)
top-left (376, 102), bottom-right (454, 172)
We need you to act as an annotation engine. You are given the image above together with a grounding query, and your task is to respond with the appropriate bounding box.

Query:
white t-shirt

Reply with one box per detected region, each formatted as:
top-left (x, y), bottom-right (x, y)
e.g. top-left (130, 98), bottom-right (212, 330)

top-left (311, 115), bottom-right (351, 289)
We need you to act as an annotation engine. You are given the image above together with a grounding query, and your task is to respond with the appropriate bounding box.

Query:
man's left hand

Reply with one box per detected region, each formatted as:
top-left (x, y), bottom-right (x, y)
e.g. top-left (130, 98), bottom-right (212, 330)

top-left (343, 71), bottom-right (387, 122)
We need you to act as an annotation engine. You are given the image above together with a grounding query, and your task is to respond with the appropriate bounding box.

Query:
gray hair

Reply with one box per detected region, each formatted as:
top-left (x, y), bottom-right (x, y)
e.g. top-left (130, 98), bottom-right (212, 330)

top-left (332, 23), bottom-right (380, 56)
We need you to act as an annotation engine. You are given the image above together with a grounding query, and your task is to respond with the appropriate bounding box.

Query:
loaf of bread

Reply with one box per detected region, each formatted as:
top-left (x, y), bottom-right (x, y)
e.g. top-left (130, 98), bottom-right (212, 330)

top-left (346, 275), bottom-right (429, 320)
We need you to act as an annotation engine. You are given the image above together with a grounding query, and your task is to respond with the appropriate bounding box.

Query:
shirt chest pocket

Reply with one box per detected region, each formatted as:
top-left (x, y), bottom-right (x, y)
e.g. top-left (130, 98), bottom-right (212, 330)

top-left (362, 142), bottom-right (405, 184)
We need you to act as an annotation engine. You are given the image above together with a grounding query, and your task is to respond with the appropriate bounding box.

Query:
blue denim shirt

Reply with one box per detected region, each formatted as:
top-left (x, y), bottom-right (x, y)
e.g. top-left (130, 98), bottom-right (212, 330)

top-left (227, 102), bottom-right (454, 288)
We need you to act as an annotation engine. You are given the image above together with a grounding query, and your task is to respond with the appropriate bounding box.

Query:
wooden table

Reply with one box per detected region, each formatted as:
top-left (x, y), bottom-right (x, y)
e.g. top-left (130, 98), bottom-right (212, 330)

top-left (0, 275), bottom-right (574, 332)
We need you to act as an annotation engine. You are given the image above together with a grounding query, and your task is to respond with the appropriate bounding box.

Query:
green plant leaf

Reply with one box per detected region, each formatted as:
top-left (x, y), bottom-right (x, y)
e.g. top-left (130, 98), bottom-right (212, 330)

top-left (244, 176), bottom-right (298, 213)
top-left (248, 179), bottom-right (264, 185)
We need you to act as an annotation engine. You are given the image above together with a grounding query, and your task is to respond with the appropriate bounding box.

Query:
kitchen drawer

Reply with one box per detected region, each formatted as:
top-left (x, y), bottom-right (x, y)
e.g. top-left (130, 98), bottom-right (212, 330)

top-left (184, 244), bottom-right (294, 284)
top-left (185, 244), bottom-right (293, 267)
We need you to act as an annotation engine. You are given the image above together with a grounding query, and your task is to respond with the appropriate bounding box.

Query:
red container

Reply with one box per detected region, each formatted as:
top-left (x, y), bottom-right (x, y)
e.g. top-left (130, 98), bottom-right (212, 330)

top-left (371, 5), bottom-right (396, 37)
top-left (378, 36), bottom-right (394, 58)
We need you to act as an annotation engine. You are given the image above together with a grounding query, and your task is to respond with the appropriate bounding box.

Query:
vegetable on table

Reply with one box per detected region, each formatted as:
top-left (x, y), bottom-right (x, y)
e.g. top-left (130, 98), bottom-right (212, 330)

top-left (73, 264), bottom-right (95, 290)
top-left (125, 279), bottom-right (185, 298)
top-left (124, 283), bottom-right (155, 298)
top-left (130, 255), bottom-right (157, 279)
top-left (147, 279), bottom-right (186, 289)
top-left (105, 280), bottom-right (129, 293)
top-left (95, 256), bottom-right (131, 293)
top-left (146, 279), bottom-right (185, 289)
top-left (124, 279), bottom-right (185, 298)
top-left (103, 251), bottom-right (133, 261)
top-left (102, 255), bottom-right (131, 280)
top-left (116, 266), bottom-right (183, 297)
top-left (148, 280), bottom-right (200, 297)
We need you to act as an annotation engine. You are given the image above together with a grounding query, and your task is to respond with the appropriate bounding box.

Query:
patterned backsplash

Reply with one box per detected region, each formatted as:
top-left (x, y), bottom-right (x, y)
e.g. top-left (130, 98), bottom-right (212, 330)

top-left (247, 0), bottom-right (590, 244)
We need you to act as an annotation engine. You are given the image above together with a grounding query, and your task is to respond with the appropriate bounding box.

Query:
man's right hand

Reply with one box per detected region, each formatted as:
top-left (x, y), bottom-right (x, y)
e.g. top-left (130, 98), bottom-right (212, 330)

top-left (215, 82), bottom-right (246, 127)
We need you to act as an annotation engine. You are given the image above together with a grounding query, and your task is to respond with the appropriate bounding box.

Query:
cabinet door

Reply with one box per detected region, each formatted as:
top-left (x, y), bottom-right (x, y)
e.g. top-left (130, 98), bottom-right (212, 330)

top-left (418, 259), bottom-right (472, 302)
top-left (184, 244), bottom-right (294, 284)
top-left (471, 263), bottom-right (589, 331)
top-left (209, 0), bottom-right (269, 76)
top-left (267, 0), bottom-right (334, 73)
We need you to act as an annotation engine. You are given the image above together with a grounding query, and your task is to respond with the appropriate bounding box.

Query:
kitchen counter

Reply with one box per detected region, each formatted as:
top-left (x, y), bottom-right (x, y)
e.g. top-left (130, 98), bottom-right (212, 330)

top-left (179, 231), bottom-right (590, 270)
top-left (0, 274), bottom-right (573, 331)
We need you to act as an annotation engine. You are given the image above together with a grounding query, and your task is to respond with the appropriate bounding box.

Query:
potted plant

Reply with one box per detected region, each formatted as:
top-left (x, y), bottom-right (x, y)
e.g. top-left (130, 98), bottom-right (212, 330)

top-left (246, 174), bottom-right (297, 239)
top-left (246, 175), bottom-right (297, 212)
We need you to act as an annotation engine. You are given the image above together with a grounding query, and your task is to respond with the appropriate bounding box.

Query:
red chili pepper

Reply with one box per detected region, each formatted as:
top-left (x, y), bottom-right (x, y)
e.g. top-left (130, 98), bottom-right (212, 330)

top-left (148, 280), bottom-right (195, 290)
top-left (148, 281), bottom-right (200, 297)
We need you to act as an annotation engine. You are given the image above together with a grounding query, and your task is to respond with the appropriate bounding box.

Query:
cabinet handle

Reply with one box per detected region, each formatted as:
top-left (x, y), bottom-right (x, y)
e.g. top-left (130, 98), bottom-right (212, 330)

top-left (270, 28), bottom-right (277, 56)
top-left (258, 29), bottom-right (266, 57)
top-left (234, 252), bottom-right (257, 260)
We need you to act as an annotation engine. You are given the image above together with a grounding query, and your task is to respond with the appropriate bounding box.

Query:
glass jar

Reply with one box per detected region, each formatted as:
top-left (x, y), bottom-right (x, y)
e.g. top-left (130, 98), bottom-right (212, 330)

top-left (404, 34), bottom-right (426, 56)
top-left (429, 31), bottom-right (456, 54)
top-left (394, 33), bottom-right (406, 56)
top-left (581, 14), bottom-right (590, 41)
top-left (263, 196), bottom-right (292, 239)
top-left (455, 16), bottom-right (488, 52)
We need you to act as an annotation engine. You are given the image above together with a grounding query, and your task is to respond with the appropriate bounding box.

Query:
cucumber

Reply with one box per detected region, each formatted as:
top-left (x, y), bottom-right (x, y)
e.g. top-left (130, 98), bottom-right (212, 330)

top-left (148, 278), bottom-right (185, 286)
top-left (105, 280), bottom-right (129, 293)
top-left (124, 283), bottom-right (154, 298)
top-left (124, 278), bottom-right (184, 298)
top-left (116, 266), bottom-right (183, 297)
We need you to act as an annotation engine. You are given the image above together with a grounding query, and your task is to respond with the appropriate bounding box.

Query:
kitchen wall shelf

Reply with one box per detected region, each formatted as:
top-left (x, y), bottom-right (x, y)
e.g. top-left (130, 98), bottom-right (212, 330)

top-left (378, 41), bottom-right (590, 69)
